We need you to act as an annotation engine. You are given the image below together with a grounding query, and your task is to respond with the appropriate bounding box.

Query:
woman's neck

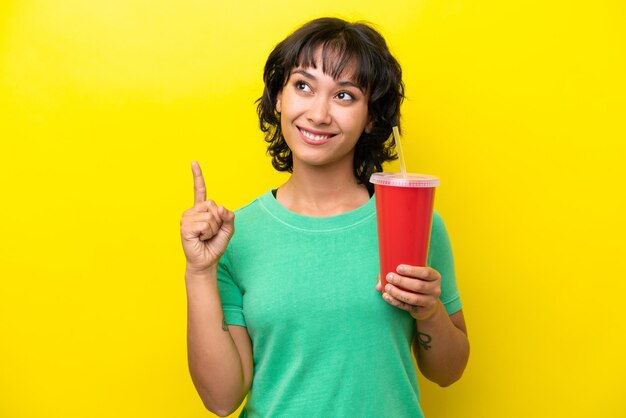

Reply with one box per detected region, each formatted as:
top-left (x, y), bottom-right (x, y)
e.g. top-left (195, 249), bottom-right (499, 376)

top-left (276, 164), bottom-right (370, 217)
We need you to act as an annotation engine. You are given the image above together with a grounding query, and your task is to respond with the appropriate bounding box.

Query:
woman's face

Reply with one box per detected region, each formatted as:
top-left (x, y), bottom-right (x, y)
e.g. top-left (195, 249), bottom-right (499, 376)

top-left (276, 51), bottom-right (371, 173)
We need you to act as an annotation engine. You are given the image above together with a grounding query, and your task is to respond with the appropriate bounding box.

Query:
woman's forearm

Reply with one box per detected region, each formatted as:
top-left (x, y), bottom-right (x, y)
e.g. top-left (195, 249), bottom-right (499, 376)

top-left (186, 268), bottom-right (251, 416)
top-left (413, 303), bottom-right (469, 387)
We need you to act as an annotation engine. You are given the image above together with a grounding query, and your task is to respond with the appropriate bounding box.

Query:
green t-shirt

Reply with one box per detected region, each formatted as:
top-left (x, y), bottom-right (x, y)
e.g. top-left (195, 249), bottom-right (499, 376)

top-left (218, 190), bottom-right (462, 418)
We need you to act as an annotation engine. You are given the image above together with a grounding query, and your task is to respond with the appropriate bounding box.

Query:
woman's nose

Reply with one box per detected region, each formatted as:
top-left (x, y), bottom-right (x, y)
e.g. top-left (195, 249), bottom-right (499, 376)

top-left (307, 96), bottom-right (332, 125)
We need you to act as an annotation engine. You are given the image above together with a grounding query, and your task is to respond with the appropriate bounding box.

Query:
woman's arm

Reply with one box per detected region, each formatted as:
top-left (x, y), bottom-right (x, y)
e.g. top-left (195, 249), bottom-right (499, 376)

top-left (186, 267), bottom-right (253, 416)
top-left (380, 265), bottom-right (469, 387)
top-left (412, 305), bottom-right (468, 386)
top-left (181, 161), bottom-right (253, 416)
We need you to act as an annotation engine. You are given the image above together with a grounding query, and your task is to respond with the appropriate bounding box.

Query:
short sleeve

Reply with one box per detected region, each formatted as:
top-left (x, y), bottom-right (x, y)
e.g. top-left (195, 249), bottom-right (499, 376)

top-left (427, 211), bottom-right (463, 315)
top-left (217, 247), bottom-right (247, 327)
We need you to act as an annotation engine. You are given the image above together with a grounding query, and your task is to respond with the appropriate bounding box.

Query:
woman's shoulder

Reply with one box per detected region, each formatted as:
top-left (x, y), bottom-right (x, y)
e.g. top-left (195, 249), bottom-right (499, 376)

top-left (230, 190), bottom-right (277, 231)
top-left (430, 209), bottom-right (452, 247)
top-left (432, 209), bottom-right (445, 230)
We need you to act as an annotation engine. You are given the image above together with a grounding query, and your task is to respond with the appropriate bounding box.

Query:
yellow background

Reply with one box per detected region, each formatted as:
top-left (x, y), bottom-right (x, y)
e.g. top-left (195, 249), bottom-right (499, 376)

top-left (1, 0), bottom-right (625, 417)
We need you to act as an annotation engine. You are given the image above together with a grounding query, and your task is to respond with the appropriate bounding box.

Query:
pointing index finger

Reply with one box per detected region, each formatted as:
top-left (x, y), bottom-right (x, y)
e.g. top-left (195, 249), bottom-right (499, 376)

top-left (191, 161), bottom-right (206, 205)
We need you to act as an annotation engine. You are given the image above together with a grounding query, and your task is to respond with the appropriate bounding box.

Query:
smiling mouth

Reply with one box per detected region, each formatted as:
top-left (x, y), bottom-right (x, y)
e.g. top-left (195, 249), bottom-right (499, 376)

top-left (298, 128), bottom-right (336, 142)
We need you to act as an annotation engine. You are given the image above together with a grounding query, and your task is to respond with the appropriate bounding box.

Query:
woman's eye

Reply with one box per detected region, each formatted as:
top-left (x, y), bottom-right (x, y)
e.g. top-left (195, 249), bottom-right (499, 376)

top-left (295, 81), bottom-right (311, 92)
top-left (336, 91), bottom-right (354, 101)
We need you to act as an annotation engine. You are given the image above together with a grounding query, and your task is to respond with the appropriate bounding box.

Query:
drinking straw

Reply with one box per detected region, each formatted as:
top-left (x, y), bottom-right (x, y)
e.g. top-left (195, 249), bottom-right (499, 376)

top-left (392, 126), bottom-right (407, 178)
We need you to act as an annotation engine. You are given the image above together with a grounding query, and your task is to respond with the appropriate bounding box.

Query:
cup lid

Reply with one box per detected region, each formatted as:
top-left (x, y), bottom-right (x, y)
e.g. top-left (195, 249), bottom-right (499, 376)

top-left (369, 172), bottom-right (440, 188)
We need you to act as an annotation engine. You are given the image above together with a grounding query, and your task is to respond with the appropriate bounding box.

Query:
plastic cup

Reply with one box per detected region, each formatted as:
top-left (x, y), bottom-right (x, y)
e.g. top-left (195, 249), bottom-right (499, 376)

top-left (370, 172), bottom-right (440, 290)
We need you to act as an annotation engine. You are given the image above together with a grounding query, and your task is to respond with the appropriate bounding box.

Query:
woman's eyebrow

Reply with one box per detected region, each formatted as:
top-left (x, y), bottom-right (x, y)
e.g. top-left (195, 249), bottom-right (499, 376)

top-left (291, 69), bottom-right (364, 92)
top-left (292, 69), bottom-right (315, 79)
top-left (336, 80), bottom-right (363, 91)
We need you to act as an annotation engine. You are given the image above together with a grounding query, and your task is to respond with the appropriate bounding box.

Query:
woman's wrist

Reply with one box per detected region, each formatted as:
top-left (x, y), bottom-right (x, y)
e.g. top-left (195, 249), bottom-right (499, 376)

top-left (413, 300), bottom-right (446, 326)
top-left (185, 264), bottom-right (218, 282)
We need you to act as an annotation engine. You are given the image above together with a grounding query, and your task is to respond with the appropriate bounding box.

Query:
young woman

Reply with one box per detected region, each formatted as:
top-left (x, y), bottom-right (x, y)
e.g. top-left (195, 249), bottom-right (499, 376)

top-left (180, 17), bottom-right (469, 418)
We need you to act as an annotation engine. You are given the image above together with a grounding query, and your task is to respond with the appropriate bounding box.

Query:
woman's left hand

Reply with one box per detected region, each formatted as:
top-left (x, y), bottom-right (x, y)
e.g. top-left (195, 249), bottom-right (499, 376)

top-left (376, 265), bottom-right (442, 321)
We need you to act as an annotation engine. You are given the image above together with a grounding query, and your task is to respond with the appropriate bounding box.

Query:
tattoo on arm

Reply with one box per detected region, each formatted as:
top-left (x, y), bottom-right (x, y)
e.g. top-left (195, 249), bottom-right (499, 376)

top-left (416, 332), bottom-right (432, 350)
top-left (222, 316), bottom-right (228, 331)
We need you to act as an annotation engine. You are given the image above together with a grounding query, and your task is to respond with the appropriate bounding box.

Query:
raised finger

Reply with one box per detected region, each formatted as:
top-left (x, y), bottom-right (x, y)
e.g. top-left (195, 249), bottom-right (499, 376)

top-left (191, 161), bottom-right (206, 205)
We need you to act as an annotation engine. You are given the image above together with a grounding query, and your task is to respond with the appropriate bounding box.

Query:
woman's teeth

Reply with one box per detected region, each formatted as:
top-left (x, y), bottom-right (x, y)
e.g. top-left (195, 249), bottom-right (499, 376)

top-left (300, 129), bottom-right (331, 141)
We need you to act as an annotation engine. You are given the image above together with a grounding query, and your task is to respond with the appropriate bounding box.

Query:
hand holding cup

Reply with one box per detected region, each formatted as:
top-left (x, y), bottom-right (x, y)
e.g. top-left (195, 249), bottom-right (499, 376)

top-left (377, 265), bottom-right (442, 321)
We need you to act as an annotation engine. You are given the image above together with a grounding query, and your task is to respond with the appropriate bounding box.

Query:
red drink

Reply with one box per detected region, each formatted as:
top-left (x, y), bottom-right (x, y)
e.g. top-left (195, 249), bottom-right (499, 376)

top-left (370, 173), bottom-right (440, 289)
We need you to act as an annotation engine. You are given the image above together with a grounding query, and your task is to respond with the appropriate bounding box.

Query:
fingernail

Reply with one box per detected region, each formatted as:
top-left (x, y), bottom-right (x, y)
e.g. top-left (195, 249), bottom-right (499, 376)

top-left (386, 273), bottom-right (394, 283)
top-left (385, 284), bottom-right (392, 292)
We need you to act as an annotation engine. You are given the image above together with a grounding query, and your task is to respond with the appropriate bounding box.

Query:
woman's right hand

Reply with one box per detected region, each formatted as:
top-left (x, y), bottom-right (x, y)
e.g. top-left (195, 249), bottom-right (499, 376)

top-left (180, 161), bottom-right (235, 274)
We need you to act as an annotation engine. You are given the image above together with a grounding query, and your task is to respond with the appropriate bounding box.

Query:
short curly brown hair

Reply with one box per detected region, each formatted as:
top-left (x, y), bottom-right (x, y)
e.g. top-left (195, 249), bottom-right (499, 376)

top-left (256, 17), bottom-right (405, 193)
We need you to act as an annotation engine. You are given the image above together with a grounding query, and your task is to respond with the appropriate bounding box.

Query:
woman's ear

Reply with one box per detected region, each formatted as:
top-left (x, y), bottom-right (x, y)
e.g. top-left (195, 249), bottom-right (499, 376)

top-left (365, 118), bottom-right (374, 133)
top-left (275, 92), bottom-right (282, 113)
